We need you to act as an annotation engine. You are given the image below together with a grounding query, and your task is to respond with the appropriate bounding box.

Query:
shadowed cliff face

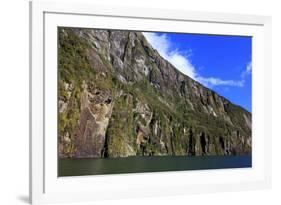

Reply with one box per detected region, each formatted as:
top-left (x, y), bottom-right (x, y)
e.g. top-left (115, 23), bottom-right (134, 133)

top-left (58, 27), bottom-right (252, 158)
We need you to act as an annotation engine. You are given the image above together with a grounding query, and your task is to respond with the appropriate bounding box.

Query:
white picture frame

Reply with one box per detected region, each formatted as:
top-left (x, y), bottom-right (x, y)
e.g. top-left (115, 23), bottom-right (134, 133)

top-left (29, 1), bottom-right (272, 204)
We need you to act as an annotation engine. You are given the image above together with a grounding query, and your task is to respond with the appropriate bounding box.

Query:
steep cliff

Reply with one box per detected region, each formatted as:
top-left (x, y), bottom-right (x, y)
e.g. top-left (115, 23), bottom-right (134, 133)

top-left (58, 27), bottom-right (251, 158)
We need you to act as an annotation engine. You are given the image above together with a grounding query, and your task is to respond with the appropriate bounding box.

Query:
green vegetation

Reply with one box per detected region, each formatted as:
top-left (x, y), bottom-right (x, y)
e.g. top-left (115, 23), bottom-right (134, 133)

top-left (58, 28), bottom-right (251, 158)
top-left (58, 28), bottom-right (94, 157)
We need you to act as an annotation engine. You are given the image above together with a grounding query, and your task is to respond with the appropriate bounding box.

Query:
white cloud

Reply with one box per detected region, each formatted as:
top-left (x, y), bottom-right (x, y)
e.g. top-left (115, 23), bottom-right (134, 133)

top-left (197, 77), bottom-right (245, 88)
top-left (168, 51), bottom-right (197, 79)
top-left (143, 32), bottom-right (246, 88)
top-left (143, 32), bottom-right (197, 79)
top-left (241, 61), bottom-right (252, 78)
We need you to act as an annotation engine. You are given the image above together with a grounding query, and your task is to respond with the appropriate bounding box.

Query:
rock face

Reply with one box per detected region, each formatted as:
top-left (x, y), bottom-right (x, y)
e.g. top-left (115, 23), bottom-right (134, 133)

top-left (58, 27), bottom-right (252, 158)
top-left (74, 83), bottom-right (113, 158)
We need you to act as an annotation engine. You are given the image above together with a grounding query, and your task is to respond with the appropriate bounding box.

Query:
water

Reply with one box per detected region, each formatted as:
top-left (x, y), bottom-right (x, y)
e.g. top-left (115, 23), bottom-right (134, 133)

top-left (59, 155), bottom-right (251, 176)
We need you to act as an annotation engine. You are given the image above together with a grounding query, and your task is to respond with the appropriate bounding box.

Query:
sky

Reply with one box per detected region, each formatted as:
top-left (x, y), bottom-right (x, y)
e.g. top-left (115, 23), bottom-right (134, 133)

top-left (143, 32), bottom-right (252, 112)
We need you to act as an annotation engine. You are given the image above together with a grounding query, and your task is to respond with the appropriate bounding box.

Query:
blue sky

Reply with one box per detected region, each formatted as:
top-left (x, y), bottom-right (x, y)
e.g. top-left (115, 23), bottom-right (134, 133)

top-left (143, 32), bottom-right (252, 112)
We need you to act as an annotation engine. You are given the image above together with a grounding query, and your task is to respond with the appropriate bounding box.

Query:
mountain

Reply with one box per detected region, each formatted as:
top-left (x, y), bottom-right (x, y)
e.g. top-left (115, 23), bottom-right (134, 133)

top-left (58, 27), bottom-right (252, 158)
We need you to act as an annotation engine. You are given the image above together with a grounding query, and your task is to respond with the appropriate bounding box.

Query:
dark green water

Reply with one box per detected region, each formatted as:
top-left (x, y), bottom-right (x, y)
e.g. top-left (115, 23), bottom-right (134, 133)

top-left (59, 155), bottom-right (251, 176)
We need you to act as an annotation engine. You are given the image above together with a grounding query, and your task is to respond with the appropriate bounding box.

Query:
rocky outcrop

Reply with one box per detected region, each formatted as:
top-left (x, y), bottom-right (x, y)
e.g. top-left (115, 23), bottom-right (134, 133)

top-left (58, 27), bottom-right (252, 158)
top-left (74, 83), bottom-right (113, 158)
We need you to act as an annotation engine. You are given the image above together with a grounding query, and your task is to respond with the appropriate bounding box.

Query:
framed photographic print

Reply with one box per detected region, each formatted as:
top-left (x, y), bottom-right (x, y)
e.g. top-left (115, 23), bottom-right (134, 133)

top-left (30, 0), bottom-right (272, 204)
